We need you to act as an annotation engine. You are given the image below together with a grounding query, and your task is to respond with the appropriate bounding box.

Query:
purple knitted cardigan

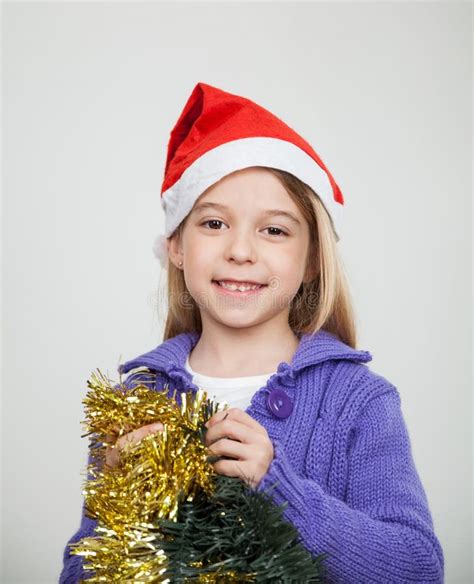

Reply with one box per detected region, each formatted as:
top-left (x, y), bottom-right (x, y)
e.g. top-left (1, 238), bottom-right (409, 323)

top-left (60, 329), bottom-right (444, 583)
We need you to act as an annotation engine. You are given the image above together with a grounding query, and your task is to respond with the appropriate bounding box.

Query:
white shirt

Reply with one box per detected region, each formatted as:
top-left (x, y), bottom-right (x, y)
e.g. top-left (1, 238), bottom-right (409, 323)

top-left (184, 355), bottom-right (275, 410)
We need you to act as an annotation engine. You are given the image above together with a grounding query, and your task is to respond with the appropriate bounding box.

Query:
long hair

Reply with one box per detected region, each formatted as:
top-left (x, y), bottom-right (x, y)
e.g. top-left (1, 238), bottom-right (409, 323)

top-left (159, 167), bottom-right (358, 348)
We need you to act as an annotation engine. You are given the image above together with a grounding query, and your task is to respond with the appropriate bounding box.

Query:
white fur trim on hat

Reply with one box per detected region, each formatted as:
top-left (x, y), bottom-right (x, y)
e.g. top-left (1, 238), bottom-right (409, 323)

top-left (161, 136), bottom-right (343, 240)
top-left (152, 233), bottom-right (169, 269)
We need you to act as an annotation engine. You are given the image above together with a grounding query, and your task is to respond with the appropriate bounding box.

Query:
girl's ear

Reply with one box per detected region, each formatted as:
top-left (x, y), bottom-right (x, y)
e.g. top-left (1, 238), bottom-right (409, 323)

top-left (167, 232), bottom-right (184, 269)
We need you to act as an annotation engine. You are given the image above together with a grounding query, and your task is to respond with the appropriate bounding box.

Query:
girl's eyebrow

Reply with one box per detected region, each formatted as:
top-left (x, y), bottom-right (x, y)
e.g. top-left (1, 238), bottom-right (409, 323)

top-left (192, 201), bottom-right (301, 226)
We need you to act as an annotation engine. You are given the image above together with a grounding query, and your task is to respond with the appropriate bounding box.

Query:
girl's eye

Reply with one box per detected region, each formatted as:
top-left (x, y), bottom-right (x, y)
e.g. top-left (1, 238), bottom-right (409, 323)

top-left (264, 226), bottom-right (288, 237)
top-left (200, 220), bottom-right (288, 237)
top-left (201, 219), bottom-right (226, 230)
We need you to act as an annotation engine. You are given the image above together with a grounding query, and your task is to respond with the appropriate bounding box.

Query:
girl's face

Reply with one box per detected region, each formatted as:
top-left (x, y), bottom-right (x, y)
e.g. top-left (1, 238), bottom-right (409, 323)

top-left (169, 167), bottom-right (313, 332)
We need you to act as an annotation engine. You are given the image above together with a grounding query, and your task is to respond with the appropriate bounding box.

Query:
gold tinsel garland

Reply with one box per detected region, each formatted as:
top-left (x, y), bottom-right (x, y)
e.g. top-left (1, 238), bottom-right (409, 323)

top-left (68, 367), bottom-right (240, 583)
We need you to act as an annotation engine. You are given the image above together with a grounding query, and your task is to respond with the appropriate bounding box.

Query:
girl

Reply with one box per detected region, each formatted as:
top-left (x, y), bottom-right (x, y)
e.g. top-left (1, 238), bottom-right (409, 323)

top-left (60, 82), bottom-right (444, 583)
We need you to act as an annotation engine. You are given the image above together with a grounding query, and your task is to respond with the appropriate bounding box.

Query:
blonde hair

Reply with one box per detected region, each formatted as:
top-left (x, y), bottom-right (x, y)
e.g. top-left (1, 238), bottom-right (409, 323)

top-left (160, 167), bottom-right (359, 348)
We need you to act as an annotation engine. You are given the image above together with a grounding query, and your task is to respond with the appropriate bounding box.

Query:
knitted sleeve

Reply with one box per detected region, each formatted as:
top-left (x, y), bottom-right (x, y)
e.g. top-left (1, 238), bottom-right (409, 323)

top-left (58, 369), bottom-right (159, 583)
top-left (59, 446), bottom-right (99, 584)
top-left (255, 388), bottom-right (445, 583)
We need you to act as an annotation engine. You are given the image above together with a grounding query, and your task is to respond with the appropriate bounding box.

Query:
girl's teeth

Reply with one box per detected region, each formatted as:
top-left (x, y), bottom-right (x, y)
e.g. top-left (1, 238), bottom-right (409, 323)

top-left (218, 281), bottom-right (261, 292)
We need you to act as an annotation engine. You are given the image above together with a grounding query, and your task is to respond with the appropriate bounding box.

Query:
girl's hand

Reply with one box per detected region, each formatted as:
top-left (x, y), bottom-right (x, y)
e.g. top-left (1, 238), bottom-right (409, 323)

top-left (104, 422), bottom-right (163, 469)
top-left (204, 408), bottom-right (274, 489)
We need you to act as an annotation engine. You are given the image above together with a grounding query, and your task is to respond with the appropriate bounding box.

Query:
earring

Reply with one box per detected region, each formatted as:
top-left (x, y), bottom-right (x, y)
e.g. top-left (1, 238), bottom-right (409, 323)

top-left (178, 260), bottom-right (183, 267)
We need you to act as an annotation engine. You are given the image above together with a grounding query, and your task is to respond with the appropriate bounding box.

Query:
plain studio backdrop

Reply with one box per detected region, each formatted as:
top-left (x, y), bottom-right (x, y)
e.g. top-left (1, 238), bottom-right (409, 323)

top-left (2, 2), bottom-right (472, 583)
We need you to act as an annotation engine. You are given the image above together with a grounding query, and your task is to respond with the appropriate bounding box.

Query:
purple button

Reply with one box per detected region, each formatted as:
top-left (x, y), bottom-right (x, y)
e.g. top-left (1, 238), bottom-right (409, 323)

top-left (267, 388), bottom-right (293, 418)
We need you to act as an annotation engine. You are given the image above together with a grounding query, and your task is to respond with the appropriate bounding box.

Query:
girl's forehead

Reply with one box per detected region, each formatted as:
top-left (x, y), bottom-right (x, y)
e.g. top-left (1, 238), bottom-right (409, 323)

top-left (196, 170), bottom-right (294, 207)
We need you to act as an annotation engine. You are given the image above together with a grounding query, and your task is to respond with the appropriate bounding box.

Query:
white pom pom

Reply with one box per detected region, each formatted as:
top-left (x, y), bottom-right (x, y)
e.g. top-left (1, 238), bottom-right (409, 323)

top-left (152, 233), bottom-right (169, 269)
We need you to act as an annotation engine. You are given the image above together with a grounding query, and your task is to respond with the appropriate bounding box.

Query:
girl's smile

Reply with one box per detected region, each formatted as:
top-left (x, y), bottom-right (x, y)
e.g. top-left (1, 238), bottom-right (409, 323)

top-left (212, 279), bottom-right (268, 298)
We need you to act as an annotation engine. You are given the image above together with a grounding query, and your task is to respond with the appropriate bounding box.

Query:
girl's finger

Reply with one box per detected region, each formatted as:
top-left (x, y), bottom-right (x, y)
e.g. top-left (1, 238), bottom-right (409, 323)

top-left (116, 422), bottom-right (163, 451)
top-left (206, 407), bottom-right (266, 435)
top-left (204, 409), bottom-right (229, 428)
top-left (208, 438), bottom-right (250, 461)
top-left (211, 458), bottom-right (241, 480)
top-left (205, 418), bottom-right (259, 447)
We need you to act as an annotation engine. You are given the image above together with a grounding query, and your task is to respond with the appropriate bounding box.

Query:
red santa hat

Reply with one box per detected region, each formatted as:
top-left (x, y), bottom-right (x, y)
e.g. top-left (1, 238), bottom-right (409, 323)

top-left (153, 82), bottom-right (344, 268)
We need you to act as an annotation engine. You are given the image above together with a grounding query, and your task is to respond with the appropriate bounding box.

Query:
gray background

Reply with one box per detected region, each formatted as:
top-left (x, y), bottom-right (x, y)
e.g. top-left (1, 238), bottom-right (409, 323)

top-left (2, 1), bottom-right (472, 582)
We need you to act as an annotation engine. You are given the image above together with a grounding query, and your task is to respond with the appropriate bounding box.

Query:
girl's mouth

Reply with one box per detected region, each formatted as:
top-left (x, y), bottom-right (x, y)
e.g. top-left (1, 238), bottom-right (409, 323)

top-left (212, 280), bottom-right (268, 297)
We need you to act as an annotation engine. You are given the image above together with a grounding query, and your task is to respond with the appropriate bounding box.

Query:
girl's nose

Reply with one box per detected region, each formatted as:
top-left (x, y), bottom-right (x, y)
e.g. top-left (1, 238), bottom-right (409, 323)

top-left (224, 230), bottom-right (258, 264)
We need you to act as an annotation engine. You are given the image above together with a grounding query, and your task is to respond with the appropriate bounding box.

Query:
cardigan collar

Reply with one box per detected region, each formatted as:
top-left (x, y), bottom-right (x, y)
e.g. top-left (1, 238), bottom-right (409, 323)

top-left (118, 330), bottom-right (373, 435)
top-left (118, 328), bottom-right (372, 388)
